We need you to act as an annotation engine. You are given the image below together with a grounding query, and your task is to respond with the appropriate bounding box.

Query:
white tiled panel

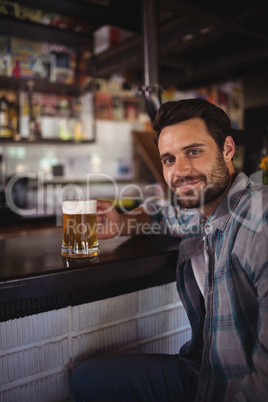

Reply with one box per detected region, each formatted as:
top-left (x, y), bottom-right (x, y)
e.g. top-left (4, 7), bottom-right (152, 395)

top-left (0, 282), bottom-right (191, 402)
top-left (1, 121), bottom-right (135, 181)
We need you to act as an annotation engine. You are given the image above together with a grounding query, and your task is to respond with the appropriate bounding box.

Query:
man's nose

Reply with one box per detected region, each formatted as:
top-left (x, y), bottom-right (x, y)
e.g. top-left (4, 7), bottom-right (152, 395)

top-left (173, 156), bottom-right (191, 176)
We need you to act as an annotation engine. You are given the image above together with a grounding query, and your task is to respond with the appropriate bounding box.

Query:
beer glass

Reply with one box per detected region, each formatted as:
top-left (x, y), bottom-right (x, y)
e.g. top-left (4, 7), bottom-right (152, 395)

top-left (61, 199), bottom-right (99, 258)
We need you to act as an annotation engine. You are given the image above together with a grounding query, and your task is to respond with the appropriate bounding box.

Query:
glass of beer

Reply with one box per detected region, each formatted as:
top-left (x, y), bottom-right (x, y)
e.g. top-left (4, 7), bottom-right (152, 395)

top-left (61, 199), bottom-right (99, 258)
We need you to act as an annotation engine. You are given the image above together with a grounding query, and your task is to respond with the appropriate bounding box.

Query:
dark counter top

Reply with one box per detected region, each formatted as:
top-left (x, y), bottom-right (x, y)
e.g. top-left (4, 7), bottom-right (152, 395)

top-left (0, 206), bottom-right (57, 228)
top-left (0, 232), bottom-right (180, 321)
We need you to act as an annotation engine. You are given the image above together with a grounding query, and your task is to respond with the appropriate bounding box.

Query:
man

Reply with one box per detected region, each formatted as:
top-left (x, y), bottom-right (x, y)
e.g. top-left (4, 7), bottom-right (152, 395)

top-left (71, 98), bottom-right (268, 401)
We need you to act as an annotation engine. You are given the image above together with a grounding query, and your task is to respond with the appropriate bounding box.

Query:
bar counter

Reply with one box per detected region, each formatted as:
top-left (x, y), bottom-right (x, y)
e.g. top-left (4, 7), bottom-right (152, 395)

top-left (0, 229), bottom-right (180, 322)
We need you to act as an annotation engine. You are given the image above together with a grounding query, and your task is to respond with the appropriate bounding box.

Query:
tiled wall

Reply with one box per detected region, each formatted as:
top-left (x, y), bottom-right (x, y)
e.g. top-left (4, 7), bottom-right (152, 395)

top-left (0, 282), bottom-right (191, 402)
top-left (1, 120), bottom-right (136, 181)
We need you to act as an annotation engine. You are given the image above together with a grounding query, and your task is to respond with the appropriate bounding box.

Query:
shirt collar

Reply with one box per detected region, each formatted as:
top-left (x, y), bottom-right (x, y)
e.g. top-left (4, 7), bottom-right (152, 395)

top-left (178, 173), bottom-right (251, 262)
top-left (206, 172), bottom-right (251, 231)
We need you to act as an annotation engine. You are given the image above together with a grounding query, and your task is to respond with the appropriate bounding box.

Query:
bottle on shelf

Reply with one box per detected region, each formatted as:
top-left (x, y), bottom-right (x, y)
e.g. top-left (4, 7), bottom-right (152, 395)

top-left (9, 101), bottom-right (20, 140)
top-left (74, 100), bottom-right (85, 141)
top-left (27, 80), bottom-right (35, 141)
top-left (58, 98), bottom-right (72, 140)
top-left (26, 80), bottom-right (42, 141)
top-left (0, 96), bottom-right (11, 138)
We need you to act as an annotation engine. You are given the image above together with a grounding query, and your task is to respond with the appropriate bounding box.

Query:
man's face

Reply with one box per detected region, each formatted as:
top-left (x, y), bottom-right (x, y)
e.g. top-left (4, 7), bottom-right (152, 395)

top-left (158, 117), bottom-right (230, 210)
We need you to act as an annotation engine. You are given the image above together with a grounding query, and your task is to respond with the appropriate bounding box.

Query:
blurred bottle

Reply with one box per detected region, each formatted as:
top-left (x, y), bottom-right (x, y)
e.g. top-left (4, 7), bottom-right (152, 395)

top-left (59, 98), bottom-right (72, 140)
top-left (0, 96), bottom-right (11, 138)
top-left (9, 101), bottom-right (20, 140)
top-left (32, 99), bottom-right (42, 139)
top-left (74, 100), bottom-right (85, 140)
top-left (27, 80), bottom-right (35, 141)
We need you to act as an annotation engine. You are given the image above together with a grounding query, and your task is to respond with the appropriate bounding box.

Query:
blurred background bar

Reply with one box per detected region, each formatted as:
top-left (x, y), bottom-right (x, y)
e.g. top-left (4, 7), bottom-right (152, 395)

top-left (0, 0), bottom-right (267, 230)
top-left (0, 2), bottom-right (268, 399)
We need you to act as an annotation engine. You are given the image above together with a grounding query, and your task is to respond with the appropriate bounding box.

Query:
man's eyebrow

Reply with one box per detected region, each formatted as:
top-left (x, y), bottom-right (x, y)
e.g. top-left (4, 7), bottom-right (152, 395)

top-left (160, 143), bottom-right (205, 160)
top-left (160, 152), bottom-right (172, 161)
top-left (181, 142), bottom-right (205, 150)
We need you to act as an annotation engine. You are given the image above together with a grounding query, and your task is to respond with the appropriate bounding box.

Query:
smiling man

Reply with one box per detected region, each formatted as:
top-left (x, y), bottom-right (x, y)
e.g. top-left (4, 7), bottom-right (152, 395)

top-left (158, 116), bottom-right (235, 215)
top-left (71, 98), bottom-right (268, 402)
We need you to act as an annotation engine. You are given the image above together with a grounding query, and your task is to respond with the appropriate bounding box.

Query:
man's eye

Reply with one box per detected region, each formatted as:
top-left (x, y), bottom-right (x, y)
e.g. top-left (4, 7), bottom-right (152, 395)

top-left (163, 157), bottom-right (175, 165)
top-left (188, 149), bottom-right (200, 157)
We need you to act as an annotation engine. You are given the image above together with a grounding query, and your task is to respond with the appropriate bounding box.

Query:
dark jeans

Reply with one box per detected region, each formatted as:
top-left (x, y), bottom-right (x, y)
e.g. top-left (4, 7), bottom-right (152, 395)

top-left (71, 353), bottom-right (198, 402)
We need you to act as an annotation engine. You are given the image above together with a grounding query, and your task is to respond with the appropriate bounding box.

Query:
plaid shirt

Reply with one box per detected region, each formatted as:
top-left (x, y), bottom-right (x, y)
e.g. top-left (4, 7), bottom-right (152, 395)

top-left (154, 173), bottom-right (268, 401)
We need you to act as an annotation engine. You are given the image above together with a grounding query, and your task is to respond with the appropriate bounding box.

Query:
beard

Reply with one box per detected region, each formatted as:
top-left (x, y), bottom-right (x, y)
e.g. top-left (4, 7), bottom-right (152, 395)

top-left (171, 152), bottom-right (230, 209)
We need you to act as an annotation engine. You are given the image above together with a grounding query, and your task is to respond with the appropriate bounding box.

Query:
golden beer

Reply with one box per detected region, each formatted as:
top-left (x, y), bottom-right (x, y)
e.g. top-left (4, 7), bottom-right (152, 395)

top-left (61, 200), bottom-right (99, 258)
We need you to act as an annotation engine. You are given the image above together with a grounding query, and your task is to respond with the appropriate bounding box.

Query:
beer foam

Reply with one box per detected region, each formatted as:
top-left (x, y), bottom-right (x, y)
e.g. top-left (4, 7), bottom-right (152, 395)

top-left (62, 200), bottom-right (96, 215)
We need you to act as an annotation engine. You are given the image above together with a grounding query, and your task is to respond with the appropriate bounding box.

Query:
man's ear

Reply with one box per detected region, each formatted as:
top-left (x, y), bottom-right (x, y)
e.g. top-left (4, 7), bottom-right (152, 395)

top-left (223, 136), bottom-right (235, 162)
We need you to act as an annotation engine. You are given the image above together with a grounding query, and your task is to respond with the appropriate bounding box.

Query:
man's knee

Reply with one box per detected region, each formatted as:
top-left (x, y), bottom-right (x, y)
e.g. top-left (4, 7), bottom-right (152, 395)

top-left (71, 360), bottom-right (93, 401)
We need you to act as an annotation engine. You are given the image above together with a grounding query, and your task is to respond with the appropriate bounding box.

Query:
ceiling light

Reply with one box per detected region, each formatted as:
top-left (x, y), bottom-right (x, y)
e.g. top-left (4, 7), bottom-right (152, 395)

top-left (182, 33), bottom-right (194, 41)
top-left (200, 27), bottom-right (213, 34)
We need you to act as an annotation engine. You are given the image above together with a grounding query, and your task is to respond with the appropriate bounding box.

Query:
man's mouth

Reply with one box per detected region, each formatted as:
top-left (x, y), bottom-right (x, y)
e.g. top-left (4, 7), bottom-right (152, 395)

top-left (177, 180), bottom-right (200, 189)
top-left (172, 179), bottom-right (202, 191)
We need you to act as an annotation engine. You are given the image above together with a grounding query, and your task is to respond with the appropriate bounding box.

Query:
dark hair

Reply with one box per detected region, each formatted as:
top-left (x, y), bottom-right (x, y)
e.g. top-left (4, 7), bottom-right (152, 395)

top-left (153, 98), bottom-right (231, 151)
